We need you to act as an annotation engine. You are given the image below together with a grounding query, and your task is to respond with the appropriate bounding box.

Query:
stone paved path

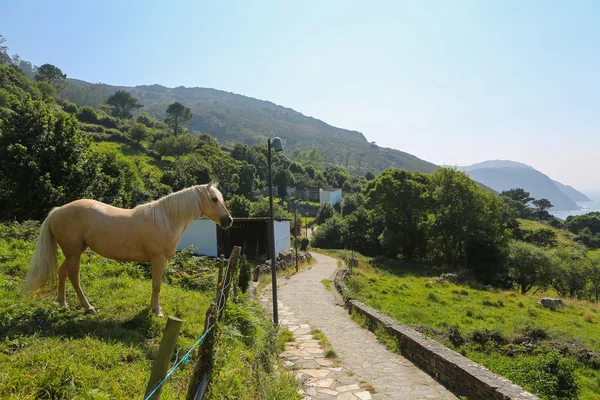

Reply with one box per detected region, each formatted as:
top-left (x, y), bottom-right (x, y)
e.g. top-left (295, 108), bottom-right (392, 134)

top-left (260, 253), bottom-right (458, 400)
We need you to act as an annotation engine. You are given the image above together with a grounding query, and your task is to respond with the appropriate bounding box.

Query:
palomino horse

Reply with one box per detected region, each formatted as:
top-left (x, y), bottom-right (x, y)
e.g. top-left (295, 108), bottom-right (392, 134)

top-left (25, 182), bottom-right (232, 317)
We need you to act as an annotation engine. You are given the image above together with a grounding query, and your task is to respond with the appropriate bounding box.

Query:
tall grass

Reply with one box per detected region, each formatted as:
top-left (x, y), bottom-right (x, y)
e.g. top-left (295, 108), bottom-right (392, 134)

top-left (0, 222), bottom-right (298, 399)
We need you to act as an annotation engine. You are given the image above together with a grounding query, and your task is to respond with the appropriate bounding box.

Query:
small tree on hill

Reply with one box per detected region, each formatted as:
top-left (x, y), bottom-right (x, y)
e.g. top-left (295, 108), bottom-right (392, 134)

top-left (35, 63), bottom-right (67, 95)
top-left (105, 90), bottom-right (143, 119)
top-left (501, 188), bottom-right (534, 205)
top-left (533, 198), bottom-right (553, 213)
top-left (165, 101), bottom-right (192, 136)
top-left (507, 241), bottom-right (553, 294)
top-left (128, 123), bottom-right (150, 144)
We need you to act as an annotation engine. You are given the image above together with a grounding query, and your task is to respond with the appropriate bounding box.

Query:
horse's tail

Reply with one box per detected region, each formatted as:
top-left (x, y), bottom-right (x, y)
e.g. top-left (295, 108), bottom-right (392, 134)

top-left (24, 207), bottom-right (59, 293)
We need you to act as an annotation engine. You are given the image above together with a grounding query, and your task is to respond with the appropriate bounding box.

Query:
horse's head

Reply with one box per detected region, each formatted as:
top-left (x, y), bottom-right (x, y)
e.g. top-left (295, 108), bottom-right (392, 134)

top-left (197, 181), bottom-right (233, 229)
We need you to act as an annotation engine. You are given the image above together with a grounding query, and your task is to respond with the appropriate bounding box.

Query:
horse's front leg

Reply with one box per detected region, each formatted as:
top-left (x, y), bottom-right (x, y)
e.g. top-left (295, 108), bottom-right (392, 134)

top-left (150, 255), bottom-right (167, 317)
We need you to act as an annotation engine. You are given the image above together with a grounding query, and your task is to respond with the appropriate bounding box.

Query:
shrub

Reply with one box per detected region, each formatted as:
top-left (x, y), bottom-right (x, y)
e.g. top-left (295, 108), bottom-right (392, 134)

top-left (61, 100), bottom-right (78, 114)
top-left (227, 195), bottom-right (252, 218)
top-left (524, 228), bottom-right (558, 248)
top-left (316, 202), bottom-right (336, 224)
top-left (98, 116), bottom-right (118, 129)
top-left (495, 352), bottom-right (579, 400)
top-left (311, 214), bottom-right (345, 249)
top-left (128, 123), bottom-right (150, 143)
top-left (76, 106), bottom-right (98, 123)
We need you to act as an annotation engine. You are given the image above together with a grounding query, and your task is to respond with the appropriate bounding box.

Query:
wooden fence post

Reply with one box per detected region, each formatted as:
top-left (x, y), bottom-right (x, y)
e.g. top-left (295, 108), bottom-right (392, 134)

top-left (219, 246), bottom-right (241, 320)
top-left (214, 254), bottom-right (225, 306)
top-left (144, 316), bottom-right (183, 400)
top-left (232, 257), bottom-right (239, 302)
top-left (185, 304), bottom-right (217, 400)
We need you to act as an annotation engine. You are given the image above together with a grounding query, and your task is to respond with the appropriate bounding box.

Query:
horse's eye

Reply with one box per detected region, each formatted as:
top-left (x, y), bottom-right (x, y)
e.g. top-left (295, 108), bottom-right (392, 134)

top-left (211, 197), bottom-right (218, 202)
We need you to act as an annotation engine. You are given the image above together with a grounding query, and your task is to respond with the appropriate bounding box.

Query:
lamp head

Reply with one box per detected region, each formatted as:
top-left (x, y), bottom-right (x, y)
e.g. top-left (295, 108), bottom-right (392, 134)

top-left (272, 137), bottom-right (283, 152)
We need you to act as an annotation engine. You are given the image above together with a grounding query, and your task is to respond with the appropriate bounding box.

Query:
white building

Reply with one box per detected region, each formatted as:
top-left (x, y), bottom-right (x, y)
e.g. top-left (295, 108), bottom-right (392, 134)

top-left (177, 217), bottom-right (291, 258)
top-left (319, 188), bottom-right (342, 206)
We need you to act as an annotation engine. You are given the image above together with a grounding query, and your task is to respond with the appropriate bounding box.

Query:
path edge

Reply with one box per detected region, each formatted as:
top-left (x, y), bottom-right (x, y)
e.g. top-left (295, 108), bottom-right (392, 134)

top-left (334, 267), bottom-right (540, 400)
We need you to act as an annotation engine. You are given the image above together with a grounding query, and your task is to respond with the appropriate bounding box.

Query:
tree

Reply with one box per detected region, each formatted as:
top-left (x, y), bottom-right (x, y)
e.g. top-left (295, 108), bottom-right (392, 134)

top-left (316, 202), bottom-right (336, 224)
top-left (154, 134), bottom-right (198, 158)
top-left (501, 188), bottom-right (533, 205)
top-left (524, 228), bottom-right (558, 248)
top-left (0, 96), bottom-right (95, 220)
top-left (36, 81), bottom-right (56, 100)
top-left (365, 169), bottom-right (430, 260)
top-left (105, 90), bottom-right (143, 119)
top-left (0, 34), bottom-right (7, 54)
top-left (533, 198), bottom-right (553, 213)
top-left (236, 163), bottom-right (258, 197)
top-left (365, 171), bottom-right (375, 181)
top-left (311, 214), bottom-right (346, 249)
top-left (128, 123), bottom-right (150, 143)
top-left (227, 195), bottom-right (252, 218)
top-left (160, 153), bottom-right (211, 191)
top-left (507, 241), bottom-right (553, 294)
top-left (165, 101), bottom-right (192, 136)
top-left (427, 168), bottom-right (505, 267)
top-left (274, 168), bottom-right (293, 198)
top-left (35, 63), bottom-right (67, 94)
top-left (250, 197), bottom-right (291, 219)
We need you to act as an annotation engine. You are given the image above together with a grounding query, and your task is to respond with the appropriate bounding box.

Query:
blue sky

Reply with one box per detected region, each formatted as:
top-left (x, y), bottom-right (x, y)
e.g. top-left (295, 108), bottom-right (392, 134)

top-left (2, 0), bottom-right (599, 192)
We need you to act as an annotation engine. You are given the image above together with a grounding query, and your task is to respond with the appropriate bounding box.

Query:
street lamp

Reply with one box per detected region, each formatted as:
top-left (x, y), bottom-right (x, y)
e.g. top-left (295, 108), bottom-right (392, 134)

top-left (268, 137), bottom-right (283, 325)
top-left (294, 200), bottom-right (300, 272)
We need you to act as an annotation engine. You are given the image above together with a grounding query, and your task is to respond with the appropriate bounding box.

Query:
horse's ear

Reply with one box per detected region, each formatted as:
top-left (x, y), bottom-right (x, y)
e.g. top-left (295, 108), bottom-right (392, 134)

top-left (207, 181), bottom-right (213, 189)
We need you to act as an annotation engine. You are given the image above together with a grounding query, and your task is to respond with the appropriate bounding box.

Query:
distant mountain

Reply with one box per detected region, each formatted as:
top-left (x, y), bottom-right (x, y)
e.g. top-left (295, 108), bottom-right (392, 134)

top-left (459, 160), bottom-right (583, 211)
top-left (552, 180), bottom-right (590, 202)
top-left (63, 79), bottom-right (437, 175)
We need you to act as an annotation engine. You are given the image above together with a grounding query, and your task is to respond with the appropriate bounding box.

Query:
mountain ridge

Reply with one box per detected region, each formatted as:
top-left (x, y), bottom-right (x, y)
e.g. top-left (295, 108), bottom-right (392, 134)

top-left (460, 160), bottom-right (588, 211)
top-left (63, 79), bottom-right (437, 175)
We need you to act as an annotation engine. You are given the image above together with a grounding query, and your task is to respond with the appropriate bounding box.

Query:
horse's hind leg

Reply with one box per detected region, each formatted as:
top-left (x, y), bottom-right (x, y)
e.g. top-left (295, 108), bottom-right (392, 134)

top-left (66, 254), bottom-right (96, 314)
top-left (150, 255), bottom-right (167, 317)
top-left (57, 260), bottom-right (68, 307)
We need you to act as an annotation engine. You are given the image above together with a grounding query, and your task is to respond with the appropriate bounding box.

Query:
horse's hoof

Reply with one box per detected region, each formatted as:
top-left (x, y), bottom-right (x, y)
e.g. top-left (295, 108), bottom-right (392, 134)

top-left (85, 307), bottom-right (96, 314)
top-left (153, 309), bottom-right (164, 318)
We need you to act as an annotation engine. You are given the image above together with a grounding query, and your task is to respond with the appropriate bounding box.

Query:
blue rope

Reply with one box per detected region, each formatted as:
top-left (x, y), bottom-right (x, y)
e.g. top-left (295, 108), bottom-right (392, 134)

top-left (144, 323), bottom-right (215, 400)
top-left (145, 256), bottom-right (241, 399)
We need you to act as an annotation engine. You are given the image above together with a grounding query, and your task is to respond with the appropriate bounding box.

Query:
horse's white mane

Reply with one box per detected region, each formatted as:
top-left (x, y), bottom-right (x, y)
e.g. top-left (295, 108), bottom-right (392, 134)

top-left (135, 183), bottom-right (215, 231)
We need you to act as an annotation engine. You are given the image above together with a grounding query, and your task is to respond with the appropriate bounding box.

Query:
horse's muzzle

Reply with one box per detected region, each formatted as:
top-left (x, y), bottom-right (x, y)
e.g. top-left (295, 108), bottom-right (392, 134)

top-left (221, 216), bottom-right (233, 229)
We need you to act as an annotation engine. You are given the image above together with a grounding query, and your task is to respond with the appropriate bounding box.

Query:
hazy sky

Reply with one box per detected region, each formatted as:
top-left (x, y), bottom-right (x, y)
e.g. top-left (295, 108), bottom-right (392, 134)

top-left (2, 1), bottom-right (599, 192)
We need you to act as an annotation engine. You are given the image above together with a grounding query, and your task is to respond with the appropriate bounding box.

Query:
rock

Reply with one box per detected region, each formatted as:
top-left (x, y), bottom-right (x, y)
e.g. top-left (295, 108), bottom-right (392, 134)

top-left (540, 298), bottom-right (565, 310)
top-left (436, 273), bottom-right (458, 284)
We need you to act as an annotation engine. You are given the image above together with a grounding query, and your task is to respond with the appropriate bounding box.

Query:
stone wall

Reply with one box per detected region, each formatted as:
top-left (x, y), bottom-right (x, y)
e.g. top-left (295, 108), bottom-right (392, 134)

top-left (334, 268), bottom-right (539, 400)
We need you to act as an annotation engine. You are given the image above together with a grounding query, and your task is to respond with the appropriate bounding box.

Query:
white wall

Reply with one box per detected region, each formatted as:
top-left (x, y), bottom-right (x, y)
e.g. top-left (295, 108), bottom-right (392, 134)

top-left (177, 219), bottom-right (218, 257)
top-left (319, 189), bottom-right (342, 206)
top-left (274, 220), bottom-right (291, 256)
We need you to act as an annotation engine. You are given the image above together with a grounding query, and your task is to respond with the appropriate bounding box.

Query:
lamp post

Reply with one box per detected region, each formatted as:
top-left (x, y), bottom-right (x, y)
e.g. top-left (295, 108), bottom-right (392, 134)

top-left (268, 137), bottom-right (283, 326)
top-left (294, 200), bottom-right (300, 272)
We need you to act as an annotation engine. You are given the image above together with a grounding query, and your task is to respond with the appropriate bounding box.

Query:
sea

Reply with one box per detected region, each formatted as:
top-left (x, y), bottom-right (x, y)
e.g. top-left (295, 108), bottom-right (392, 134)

top-left (550, 199), bottom-right (600, 221)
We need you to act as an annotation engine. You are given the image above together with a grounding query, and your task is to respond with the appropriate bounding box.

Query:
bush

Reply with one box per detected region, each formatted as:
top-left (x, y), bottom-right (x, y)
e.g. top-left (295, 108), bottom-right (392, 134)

top-left (227, 195), bottom-right (252, 218)
top-left (61, 100), bottom-right (78, 114)
top-left (128, 123), bottom-right (150, 143)
top-left (495, 352), bottom-right (579, 400)
top-left (311, 215), bottom-right (345, 249)
top-left (76, 106), bottom-right (98, 123)
top-left (316, 202), bottom-right (336, 224)
top-left (524, 228), bottom-right (558, 248)
top-left (98, 116), bottom-right (118, 129)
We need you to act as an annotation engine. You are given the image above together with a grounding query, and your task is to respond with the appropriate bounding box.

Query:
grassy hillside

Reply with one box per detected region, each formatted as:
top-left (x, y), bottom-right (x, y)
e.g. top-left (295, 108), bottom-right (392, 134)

top-left (63, 79), bottom-right (438, 175)
top-left (0, 222), bottom-right (298, 399)
top-left (325, 249), bottom-right (599, 400)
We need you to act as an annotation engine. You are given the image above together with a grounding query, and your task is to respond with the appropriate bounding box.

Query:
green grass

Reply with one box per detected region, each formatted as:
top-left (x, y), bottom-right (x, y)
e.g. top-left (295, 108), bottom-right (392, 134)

top-left (277, 328), bottom-right (295, 352)
top-left (0, 222), bottom-right (299, 400)
top-left (328, 249), bottom-right (600, 400)
top-left (311, 329), bottom-right (331, 348)
top-left (321, 279), bottom-right (333, 291)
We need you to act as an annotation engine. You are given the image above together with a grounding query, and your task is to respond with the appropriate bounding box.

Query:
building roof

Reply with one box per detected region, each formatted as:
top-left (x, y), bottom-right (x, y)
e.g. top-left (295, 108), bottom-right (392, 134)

top-left (194, 216), bottom-right (291, 222)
